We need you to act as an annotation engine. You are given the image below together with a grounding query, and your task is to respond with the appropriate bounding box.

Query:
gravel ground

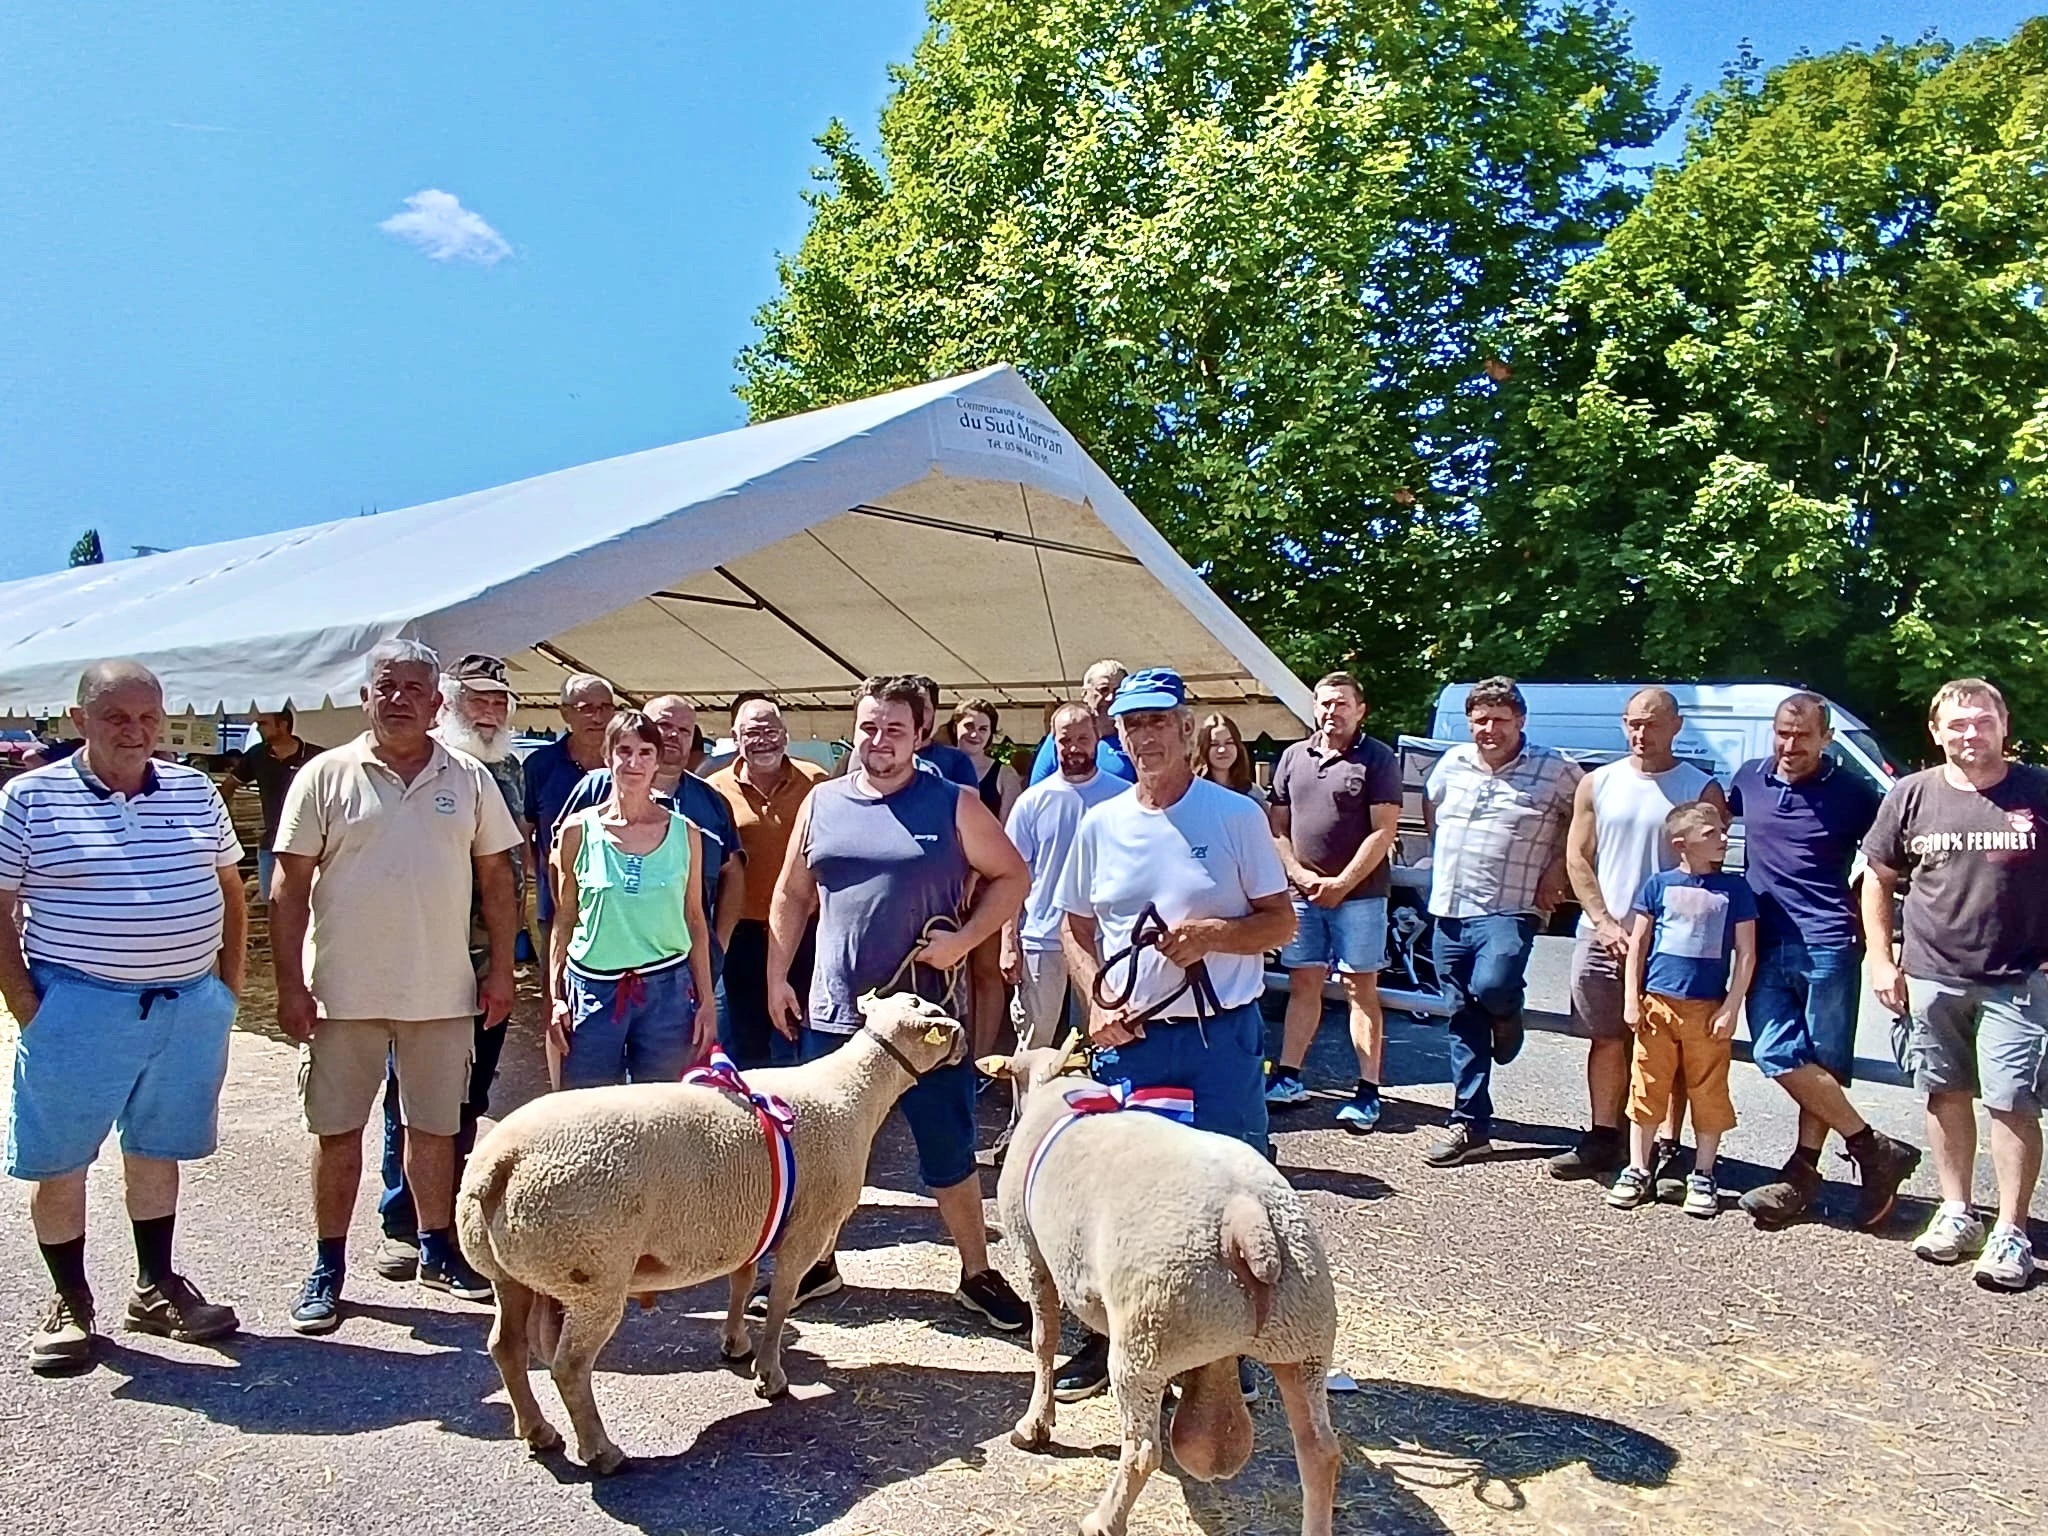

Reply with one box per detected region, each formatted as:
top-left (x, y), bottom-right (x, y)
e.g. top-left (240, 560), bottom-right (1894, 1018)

top-left (1, 941), bottom-right (2043, 1535)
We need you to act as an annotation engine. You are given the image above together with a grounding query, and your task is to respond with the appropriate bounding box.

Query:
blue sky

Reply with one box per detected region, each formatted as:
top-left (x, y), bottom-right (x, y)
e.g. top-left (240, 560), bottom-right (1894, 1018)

top-left (1, 1), bottom-right (2036, 582)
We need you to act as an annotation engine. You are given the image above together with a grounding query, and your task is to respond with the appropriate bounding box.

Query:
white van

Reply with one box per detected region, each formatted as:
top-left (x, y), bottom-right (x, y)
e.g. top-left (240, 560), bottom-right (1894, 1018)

top-left (1428, 682), bottom-right (1902, 795)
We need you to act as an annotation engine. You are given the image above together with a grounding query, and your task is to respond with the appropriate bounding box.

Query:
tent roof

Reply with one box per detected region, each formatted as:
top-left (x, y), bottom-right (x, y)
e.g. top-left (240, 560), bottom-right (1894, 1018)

top-left (0, 366), bottom-right (1311, 729)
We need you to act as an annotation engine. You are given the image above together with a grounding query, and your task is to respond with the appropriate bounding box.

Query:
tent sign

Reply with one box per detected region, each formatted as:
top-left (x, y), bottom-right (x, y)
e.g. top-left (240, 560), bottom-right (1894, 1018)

top-left (938, 397), bottom-right (1083, 493)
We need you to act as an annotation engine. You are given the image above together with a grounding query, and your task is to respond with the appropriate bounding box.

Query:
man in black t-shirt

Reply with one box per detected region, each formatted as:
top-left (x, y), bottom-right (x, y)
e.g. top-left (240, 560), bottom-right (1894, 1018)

top-left (1862, 678), bottom-right (2047, 1293)
top-left (220, 709), bottom-right (322, 900)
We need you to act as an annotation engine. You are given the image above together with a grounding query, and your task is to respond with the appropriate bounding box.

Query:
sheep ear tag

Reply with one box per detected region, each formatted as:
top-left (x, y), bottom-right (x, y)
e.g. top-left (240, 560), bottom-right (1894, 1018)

top-left (974, 1054), bottom-right (1008, 1078)
top-left (923, 1025), bottom-right (950, 1047)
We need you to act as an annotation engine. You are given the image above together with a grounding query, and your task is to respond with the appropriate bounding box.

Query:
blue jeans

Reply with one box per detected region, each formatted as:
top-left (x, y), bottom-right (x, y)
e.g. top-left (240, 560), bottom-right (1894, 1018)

top-left (559, 964), bottom-right (699, 1090)
top-left (1432, 914), bottom-right (1541, 1136)
top-left (379, 1015), bottom-right (508, 1239)
top-left (1087, 999), bottom-right (1270, 1156)
top-left (257, 848), bottom-right (276, 903)
top-left (1748, 940), bottom-right (1862, 1085)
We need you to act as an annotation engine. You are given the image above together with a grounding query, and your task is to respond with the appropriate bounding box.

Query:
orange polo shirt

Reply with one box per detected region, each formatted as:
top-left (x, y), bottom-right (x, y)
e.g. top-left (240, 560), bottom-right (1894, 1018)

top-left (707, 756), bottom-right (829, 923)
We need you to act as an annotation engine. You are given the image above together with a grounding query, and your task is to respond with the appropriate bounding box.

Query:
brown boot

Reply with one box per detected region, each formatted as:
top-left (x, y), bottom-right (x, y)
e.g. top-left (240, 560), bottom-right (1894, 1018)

top-left (28, 1289), bottom-right (96, 1375)
top-left (124, 1273), bottom-right (239, 1344)
top-left (1738, 1155), bottom-right (1823, 1229)
top-left (1848, 1131), bottom-right (1923, 1231)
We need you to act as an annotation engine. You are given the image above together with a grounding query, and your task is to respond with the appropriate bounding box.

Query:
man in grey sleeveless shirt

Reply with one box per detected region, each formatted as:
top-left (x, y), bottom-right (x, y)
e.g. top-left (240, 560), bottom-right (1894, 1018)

top-left (1556, 688), bottom-right (1726, 1181)
top-left (762, 675), bottom-right (1032, 1330)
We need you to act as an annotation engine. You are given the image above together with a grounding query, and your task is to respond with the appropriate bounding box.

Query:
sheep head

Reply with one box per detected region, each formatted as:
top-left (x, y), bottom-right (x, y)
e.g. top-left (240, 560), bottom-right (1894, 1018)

top-left (856, 990), bottom-right (966, 1072)
top-left (976, 1035), bottom-right (1090, 1098)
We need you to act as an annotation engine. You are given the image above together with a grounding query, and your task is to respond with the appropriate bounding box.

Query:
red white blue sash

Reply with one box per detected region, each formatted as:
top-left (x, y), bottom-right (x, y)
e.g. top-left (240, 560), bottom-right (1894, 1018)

top-left (683, 1047), bottom-right (798, 1264)
top-left (1022, 1081), bottom-right (1196, 1221)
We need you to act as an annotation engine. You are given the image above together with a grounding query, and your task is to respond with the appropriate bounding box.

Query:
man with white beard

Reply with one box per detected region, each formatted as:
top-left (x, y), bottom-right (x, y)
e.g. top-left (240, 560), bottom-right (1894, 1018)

top-left (373, 654), bottom-right (533, 1280)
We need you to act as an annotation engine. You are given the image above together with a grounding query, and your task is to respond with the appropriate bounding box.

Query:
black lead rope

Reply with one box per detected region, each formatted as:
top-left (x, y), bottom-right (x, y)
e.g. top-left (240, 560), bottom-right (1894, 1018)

top-left (1091, 902), bottom-right (1223, 1041)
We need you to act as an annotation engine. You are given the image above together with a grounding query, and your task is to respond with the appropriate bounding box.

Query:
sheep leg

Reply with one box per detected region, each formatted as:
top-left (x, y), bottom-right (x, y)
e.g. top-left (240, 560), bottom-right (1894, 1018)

top-left (549, 1295), bottom-right (629, 1476)
top-left (1270, 1359), bottom-right (1341, 1536)
top-left (720, 1261), bottom-right (757, 1363)
top-left (749, 1243), bottom-right (816, 1400)
top-left (1081, 1340), bottom-right (1166, 1536)
top-left (1009, 1262), bottom-right (1061, 1451)
top-left (488, 1278), bottom-right (563, 1455)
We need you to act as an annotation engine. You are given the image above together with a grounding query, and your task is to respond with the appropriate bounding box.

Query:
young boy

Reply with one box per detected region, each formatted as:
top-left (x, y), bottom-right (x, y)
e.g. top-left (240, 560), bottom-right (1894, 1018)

top-left (1609, 801), bottom-right (1758, 1218)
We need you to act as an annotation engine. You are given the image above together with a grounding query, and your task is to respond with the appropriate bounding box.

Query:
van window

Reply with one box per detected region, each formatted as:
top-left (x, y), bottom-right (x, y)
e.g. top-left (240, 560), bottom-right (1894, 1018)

top-left (1839, 728), bottom-right (1902, 779)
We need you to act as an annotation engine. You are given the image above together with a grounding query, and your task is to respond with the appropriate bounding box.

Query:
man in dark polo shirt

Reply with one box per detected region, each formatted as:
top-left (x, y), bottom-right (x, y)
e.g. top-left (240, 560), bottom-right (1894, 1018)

top-left (1731, 693), bottom-right (1918, 1230)
top-left (220, 708), bottom-right (322, 901)
top-left (1266, 672), bottom-right (1403, 1131)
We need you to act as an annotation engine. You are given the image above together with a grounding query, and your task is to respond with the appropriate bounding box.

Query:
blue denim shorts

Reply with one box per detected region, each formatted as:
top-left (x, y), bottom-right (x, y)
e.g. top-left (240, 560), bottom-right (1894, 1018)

top-left (7, 962), bottom-right (236, 1180)
top-left (802, 1026), bottom-right (979, 1189)
top-left (560, 962), bottom-right (698, 1089)
top-left (1747, 941), bottom-right (1862, 1084)
top-left (1280, 896), bottom-right (1388, 975)
top-left (1087, 999), bottom-right (1269, 1156)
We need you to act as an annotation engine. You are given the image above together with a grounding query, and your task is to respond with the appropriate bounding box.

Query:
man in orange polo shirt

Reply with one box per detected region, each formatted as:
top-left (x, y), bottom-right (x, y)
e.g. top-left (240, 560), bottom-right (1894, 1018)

top-left (708, 694), bottom-right (827, 1067)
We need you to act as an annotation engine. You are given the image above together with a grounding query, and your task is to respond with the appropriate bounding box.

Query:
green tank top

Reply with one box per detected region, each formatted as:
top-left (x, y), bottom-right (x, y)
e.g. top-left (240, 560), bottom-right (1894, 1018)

top-left (565, 807), bottom-right (694, 976)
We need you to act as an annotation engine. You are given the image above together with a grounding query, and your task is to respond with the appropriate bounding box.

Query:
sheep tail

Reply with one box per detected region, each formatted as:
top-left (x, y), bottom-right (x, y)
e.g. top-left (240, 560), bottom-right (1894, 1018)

top-left (1219, 1193), bottom-right (1282, 1336)
top-left (454, 1139), bottom-right (519, 1283)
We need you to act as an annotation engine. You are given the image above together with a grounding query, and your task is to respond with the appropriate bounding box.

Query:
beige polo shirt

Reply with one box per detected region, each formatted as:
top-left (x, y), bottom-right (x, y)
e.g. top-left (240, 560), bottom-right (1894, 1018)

top-left (275, 733), bottom-right (522, 1021)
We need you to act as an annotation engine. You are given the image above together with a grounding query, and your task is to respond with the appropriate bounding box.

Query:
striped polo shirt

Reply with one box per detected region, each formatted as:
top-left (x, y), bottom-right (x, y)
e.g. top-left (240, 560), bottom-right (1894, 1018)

top-left (0, 754), bottom-right (243, 983)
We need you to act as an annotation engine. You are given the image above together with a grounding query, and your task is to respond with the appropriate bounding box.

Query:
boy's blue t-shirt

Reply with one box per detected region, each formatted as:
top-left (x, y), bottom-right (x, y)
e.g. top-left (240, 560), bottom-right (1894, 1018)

top-left (1632, 868), bottom-right (1758, 1001)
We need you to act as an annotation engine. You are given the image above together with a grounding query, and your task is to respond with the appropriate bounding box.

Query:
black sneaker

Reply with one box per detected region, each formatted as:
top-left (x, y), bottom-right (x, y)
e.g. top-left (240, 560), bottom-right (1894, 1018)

top-left (28, 1289), bottom-right (95, 1374)
top-left (290, 1268), bottom-right (344, 1336)
top-left (745, 1257), bottom-right (843, 1320)
top-left (1848, 1131), bottom-right (1923, 1231)
top-left (418, 1249), bottom-right (493, 1304)
top-left (1490, 1011), bottom-right (1526, 1064)
top-left (1423, 1123), bottom-right (1490, 1167)
top-left (1650, 1136), bottom-right (1691, 1204)
top-left (1547, 1127), bottom-right (1625, 1181)
top-left (955, 1268), bottom-right (1030, 1332)
top-left (1054, 1331), bottom-right (1110, 1402)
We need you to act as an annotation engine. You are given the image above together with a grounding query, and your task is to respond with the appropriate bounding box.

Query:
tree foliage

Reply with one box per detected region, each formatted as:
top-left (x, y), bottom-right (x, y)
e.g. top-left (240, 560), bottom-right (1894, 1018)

top-left (739, 0), bottom-right (1668, 724)
top-left (1459, 23), bottom-right (2048, 745)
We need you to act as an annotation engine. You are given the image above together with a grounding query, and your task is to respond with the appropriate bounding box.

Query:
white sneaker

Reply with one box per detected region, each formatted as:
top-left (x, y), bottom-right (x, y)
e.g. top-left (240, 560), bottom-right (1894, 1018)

top-left (1682, 1172), bottom-right (1720, 1219)
top-left (1910, 1206), bottom-right (1987, 1264)
top-left (1972, 1226), bottom-right (2036, 1292)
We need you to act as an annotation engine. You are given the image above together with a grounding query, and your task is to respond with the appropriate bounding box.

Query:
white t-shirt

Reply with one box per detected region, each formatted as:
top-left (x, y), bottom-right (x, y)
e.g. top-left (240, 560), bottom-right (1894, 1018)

top-left (1576, 759), bottom-right (1713, 937)
top-left (1056, 775), bottom-right (1287, 1015)
top-left (1007, 770), bottom-right (1129, 952)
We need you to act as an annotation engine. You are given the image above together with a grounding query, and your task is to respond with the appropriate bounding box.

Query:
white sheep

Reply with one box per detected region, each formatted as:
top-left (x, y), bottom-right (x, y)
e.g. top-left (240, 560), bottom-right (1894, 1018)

top-left (986, 1045), bottom-right (1341, 1536)
top-left (456, 992), bottom-right (966, 1475)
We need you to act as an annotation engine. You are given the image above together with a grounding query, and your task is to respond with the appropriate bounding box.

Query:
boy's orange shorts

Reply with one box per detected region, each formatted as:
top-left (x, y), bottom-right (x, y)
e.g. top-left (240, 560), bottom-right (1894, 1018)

top-left (1629, 993), bottom-right (1736, 1135)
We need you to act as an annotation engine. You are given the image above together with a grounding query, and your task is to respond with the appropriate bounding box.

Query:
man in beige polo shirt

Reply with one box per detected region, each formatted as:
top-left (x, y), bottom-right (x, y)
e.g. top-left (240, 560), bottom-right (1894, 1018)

top-left (269, 639), bottom-right (521, 1333)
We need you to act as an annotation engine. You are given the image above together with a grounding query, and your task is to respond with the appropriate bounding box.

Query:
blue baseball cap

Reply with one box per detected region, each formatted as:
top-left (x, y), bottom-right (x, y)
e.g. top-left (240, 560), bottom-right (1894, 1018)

top-left (1108, 667), bottom-right (1187, 717)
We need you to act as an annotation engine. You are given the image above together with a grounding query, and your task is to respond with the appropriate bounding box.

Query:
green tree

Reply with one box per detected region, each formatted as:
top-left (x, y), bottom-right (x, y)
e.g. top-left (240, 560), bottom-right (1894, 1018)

top-left (67, 529), bottom-right (104, 567)
top-left (1484, 23), bottom-right (2048, 748)
top-left (739, 0), bottom-right (1668, 727)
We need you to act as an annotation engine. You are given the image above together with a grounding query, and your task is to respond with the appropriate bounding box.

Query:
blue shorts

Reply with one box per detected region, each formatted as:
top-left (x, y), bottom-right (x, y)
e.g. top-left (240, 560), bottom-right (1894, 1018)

top-left (7, 962), bottom-right (236, 1180)
top-left (1747, 941), bottom-right (1861, 1085)
top-left (1279, 896), bottom-right (1388, 975)
top-left (1087, 999), bottom-right (1269, 1156)
top-left (560, 963), bottom-right (699, 1089)
top-left (802, 1026), bottom-right (978, 1190)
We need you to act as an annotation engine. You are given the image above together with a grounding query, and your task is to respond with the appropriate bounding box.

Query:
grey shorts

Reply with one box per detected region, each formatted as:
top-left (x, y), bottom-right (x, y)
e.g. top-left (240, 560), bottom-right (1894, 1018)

top-left (1897, 974), bottom-right (2048, 1114)
top-left (1568, 934), bottom-right (1631, 1042)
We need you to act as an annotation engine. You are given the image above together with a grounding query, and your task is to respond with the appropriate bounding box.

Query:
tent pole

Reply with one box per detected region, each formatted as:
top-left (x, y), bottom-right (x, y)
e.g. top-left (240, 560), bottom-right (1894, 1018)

top-left (713, 566), bottom-right (866, 683)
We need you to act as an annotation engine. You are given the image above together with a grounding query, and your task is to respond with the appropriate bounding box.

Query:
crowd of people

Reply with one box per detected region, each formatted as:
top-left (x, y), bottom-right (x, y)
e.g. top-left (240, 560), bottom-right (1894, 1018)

top-left (0, 645), bottom-right (2040, 1381)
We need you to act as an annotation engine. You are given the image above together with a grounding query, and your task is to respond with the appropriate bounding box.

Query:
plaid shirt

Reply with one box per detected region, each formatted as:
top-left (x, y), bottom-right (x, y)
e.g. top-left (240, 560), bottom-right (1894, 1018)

top-left (1425, 742), bottom-right (1582, 918)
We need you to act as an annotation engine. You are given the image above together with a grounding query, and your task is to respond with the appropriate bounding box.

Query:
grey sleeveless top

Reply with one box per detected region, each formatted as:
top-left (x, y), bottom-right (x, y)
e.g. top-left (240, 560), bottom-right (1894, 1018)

top-left (803, 769), bottom-right (966, 1033)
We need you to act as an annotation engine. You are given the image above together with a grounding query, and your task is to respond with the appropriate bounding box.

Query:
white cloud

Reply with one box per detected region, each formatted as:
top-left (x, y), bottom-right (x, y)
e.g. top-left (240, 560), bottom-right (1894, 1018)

top-left (378, 189), bottom-right (512, 266)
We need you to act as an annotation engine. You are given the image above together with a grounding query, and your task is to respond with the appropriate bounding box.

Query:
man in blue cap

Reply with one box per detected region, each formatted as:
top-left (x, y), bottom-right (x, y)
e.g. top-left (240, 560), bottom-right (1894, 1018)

top-left (1053, 666), bottom-right (1295, 1401)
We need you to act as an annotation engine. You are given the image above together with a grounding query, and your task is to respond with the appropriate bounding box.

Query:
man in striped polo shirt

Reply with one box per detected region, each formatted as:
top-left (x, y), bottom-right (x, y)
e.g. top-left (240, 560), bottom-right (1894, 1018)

top-left (0, 660), bottom-right (246, 1374)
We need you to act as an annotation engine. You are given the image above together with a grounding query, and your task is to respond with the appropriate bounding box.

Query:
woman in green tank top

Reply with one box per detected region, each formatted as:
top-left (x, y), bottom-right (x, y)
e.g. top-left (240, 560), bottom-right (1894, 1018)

top-left (546, 712), bottom-right (716, 1087)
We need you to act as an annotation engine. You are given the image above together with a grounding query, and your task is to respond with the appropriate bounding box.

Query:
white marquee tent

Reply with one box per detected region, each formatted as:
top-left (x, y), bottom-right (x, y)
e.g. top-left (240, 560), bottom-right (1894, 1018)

top-left (0, 366), bottom-right (1311, 741)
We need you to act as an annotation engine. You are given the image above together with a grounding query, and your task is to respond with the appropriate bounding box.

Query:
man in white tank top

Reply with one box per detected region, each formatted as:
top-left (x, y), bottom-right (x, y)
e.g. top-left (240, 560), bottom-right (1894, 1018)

top-left (1553, 688), bottom-right (1727, 1181)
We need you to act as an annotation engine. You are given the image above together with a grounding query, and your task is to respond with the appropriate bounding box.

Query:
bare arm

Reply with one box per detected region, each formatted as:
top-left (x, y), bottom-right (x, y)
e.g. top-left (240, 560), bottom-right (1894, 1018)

top-left (1061, 911), bottom-right (1108, 1036)
top-left (548, 820), bottom-right (583, 1007)
top-left (916, 790), bottom-right (1030, 969)
top-left (474, 851), bottom-right (517, 1027)
top-left (1327, 803), bottom-right (1401, 902)
top-left (1564, 772), bottom-right (1609, 924)
top-left (1153, 889), bottom-right (1296, 968)
top-left (1621, 911), bottom-right (1650, 1026)
top-left (1701, 780), bottom-right (1730, 818)
top-left (214, 865), bottom-right (248, 997)
top-left (683, 827), bottom-right (717, 1053)
top-left (270, 852), bottom-right (319, 1042)
top-left (0, 890), bottom-right (36, 1025)
top-left (765, 798), bottom-right (820, 1035)
top-left (713, 849), bottom-right (745, 951)
top-left (1715, 919), bottom-right (1755, 1038)
top-left (1862, 857), bottom-right (1905, 1012)
top-left (1269, 801), bottom-right (1319, 893)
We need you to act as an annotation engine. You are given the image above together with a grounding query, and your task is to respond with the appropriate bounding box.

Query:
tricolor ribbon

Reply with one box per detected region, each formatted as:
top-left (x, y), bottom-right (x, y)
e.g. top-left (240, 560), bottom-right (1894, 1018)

top-left (683, 1046), bottom-right (798, 1263)
top-left (1023, 1080), bottom-right (1196, 1221)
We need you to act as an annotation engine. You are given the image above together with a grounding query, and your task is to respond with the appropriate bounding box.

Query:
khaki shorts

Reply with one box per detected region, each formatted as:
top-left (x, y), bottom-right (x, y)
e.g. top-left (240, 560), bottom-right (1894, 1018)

top-left (299, 1016), bottom-right (473, 1137)
top-left (1568, 934), bottom-right (1631, 1041)
top-left (1629, 994), bottom-right (1736, 1136)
